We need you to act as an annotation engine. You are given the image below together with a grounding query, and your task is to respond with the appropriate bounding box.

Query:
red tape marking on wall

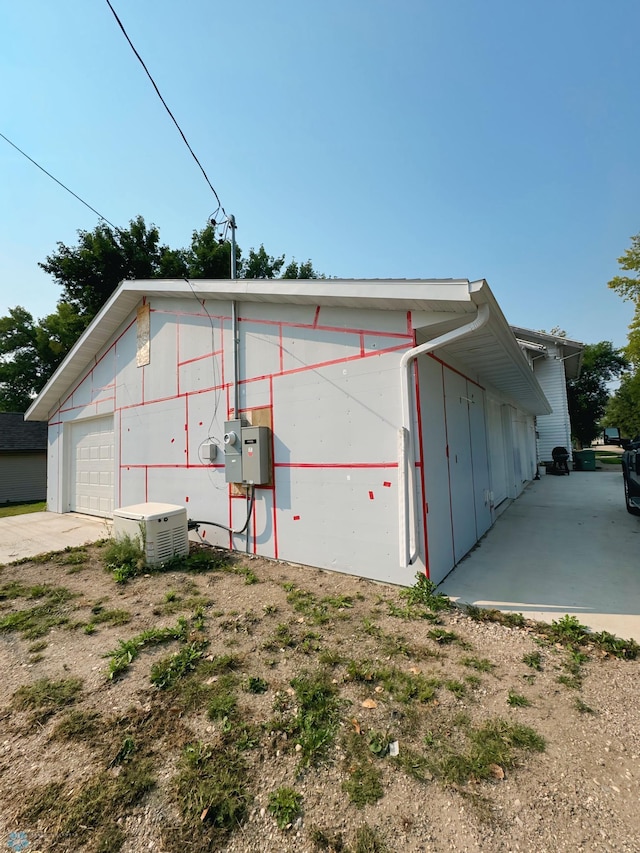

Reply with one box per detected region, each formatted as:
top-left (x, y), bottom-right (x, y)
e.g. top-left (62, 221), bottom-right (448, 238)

top-left (369, 491), bottom-right (374, 500)
top-left (293, 515), bottom-right (300, 521)
top-left (383, 481), bottom-right (391, 487)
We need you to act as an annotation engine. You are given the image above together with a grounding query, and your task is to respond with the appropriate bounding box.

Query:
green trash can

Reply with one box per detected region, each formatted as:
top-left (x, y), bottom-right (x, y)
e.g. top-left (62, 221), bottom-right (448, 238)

top-left (573, 450), bottom-right (596, 471)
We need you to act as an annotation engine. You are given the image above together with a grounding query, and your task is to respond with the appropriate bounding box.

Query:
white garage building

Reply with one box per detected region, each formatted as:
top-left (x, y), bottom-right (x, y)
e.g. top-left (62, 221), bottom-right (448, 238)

top-left (26, 278), bottom-right (550, 586)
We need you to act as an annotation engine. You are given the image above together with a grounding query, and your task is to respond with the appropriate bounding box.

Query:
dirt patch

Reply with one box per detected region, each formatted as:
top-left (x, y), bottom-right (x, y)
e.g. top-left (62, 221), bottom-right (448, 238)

top-left (1, 542), bottom-right (639, 852)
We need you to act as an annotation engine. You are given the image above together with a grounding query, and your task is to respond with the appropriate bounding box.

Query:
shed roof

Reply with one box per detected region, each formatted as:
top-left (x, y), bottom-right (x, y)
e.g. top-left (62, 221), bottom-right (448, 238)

top-left (510, 326), bottom-right (584, 380)
top-left (25, 278), bottom-right (551, 421)
top-left (0, 412), bottom-right (48, 451)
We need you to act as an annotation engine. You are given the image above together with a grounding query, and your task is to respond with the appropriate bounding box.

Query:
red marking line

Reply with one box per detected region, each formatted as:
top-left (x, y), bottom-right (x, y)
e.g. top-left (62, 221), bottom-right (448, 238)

top-left (274, 462), bottom-right (398, 469)
top-left (239, 314), bottom-right (413, 341)
top-left (368, 491), bottom-right (374, 500)
top-left (383, 481), bottom-right (392, 488)
top-left (428, 353), bottom-right (485, 390)
top-left (293, 515), bottom-right (300, 521)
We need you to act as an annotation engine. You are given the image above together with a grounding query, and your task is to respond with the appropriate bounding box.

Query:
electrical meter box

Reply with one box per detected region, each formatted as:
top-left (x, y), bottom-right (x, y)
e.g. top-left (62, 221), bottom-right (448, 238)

top-left (112, 502), bottom-right (189, 566)
top-left (223, 419), bottom-right (244, 482)
top-left (241, 426), bottom-right (270, 484)
top-left (223, 421), bottom-right (271, 484)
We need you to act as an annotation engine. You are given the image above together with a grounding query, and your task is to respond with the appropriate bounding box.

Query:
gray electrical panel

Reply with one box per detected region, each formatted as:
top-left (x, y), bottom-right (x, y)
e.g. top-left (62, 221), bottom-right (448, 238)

top-left (223, 421), bottom-right (271, 484)
top-left (241, 426), bottom-right (271, 484)
top-left (223, 419), bottom-right (244, 483)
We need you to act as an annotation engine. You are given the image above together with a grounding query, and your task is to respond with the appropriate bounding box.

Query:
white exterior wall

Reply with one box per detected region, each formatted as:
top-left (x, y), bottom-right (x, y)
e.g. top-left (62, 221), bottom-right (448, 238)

top-left (45, 294), bottom-right (540, 586)
top-left (533, 349), bottom-right (572, 462)
top-left (417, 352), bottom-right (535, 584)
top-left (47, 296), bottom-right (422, 586)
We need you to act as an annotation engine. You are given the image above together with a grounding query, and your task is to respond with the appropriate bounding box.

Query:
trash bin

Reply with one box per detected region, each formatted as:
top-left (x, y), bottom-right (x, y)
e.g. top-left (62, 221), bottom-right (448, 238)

top-left (573, 450), bottom-right (596, 471)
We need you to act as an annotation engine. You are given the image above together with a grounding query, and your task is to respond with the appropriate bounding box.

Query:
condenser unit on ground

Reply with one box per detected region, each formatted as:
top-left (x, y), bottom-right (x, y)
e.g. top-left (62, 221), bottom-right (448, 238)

top-left (112, 502), bottom-right (189, 566)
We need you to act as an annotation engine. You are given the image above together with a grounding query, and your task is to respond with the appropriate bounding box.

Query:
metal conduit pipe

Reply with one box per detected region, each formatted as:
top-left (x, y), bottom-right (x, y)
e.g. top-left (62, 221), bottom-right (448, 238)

top-left (398, 302), bottom-right (490, 568)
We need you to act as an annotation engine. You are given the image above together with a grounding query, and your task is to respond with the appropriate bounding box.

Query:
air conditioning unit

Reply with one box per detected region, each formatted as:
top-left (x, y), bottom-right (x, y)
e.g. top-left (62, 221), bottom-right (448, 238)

top-left (112, 502), bottom-right (189, 566)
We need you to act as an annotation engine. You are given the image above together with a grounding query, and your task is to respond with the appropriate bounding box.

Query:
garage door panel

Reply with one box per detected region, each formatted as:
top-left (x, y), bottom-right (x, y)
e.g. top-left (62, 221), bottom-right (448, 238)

top-left (69, 417), bottom-right (114, 517)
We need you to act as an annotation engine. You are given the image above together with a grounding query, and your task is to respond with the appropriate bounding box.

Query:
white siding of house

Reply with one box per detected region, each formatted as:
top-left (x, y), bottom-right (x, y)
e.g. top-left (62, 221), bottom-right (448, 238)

top-left (0, 453), bottom-right (47, 503)
top-left (533, 351), bottom-right (572, 462)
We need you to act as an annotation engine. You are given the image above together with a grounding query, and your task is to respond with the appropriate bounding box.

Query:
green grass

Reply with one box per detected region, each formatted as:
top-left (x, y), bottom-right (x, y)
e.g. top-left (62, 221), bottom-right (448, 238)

top-left (105, 618), bottom-right (189, 679)
top-left (150, 640), bottom-right (208, 688)
top-left (0, 501), bottom-right (46, 518)
top-left (20, 758), bottom-right (155, 851)
top-left (0, 584), bottom-right (77, 638)
top-left (522, 651), bottom-right (543, 670)
top-left (461, 655), bottom-right (496, 673)
top-left (400, 572), bottom-right (452, 612)
top-left (172, 741), bottom-right (251, 839)
top-left (341, 730), bottom-right (385, 807)
top-left (13, 677), bottom-right (83, 722)
top-left (430, 718), bottom-right (545, 785)
top-left (268, 786), bottom-right (303, 829)
top-left (104, 534), bottom-right (146, 583)
top-left (507, 690), bottom-right (531, 707)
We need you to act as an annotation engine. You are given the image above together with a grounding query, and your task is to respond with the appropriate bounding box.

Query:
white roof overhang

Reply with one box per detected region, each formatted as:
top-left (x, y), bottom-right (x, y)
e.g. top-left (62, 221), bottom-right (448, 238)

top-left (26, 278), bottom-right (551, 421)
top-left (510, 325), bottom-right (584, 380)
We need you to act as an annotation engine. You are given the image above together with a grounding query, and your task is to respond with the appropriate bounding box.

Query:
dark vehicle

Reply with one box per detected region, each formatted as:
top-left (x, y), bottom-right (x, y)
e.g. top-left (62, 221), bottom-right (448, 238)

top-left (604, 426), bottom-right (622, 446)
top-left (622, 436), bottom-right (640, 515)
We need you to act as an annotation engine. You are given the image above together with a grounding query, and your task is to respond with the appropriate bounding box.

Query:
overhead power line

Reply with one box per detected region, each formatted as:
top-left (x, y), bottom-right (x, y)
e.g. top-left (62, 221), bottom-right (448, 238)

top-left (104, 0), bottom-right (228, 219)
top-left (0, 131), bottom-right (117, 229)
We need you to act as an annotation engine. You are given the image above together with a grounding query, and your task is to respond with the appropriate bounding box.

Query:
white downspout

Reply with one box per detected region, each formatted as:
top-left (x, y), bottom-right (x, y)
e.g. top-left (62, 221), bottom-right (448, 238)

top-left (399, 302), bottom-right (490, 568)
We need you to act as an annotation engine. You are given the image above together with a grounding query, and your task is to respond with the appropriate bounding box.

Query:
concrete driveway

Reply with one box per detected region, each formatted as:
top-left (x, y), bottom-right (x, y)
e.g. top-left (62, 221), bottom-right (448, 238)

top-left (0, 512), bottom-right (110, 564)
top-left (439, 467), bottom-right (640, 642)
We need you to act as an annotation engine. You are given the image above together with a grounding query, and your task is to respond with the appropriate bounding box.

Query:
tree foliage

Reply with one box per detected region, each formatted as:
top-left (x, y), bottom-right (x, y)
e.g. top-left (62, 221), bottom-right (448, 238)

top-left (603, 371), bottom-right (640, 439)
top-left (0, 216), bottom-right (324, 411)
top-left (566, 341), bottom-right (628, 447)
top-left (605, 232), bottom-right (640, 435)
top-left (608, 232), bottom-right (640, 303)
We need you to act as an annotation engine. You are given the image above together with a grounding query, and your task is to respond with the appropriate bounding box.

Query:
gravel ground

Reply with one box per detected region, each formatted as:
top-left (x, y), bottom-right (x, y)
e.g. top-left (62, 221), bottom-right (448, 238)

top-left (0, 542), bottom-right (639, 853)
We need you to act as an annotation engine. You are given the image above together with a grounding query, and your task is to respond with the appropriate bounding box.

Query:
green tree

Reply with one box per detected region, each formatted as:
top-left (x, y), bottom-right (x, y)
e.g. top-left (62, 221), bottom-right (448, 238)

top-left (0, 303), bottom-right (86, 411)
top-left (606, 232), bottom-right (640, 436)
top-left (39, 215), bottom-right (183, 319)
top-left (608, 232), bottom-right (640, 302)
top-left (282, 259), bottom-right (325, 279)
top-left (2, 216), bottom-right (325, 410)
top-left (242, 245), bottom-right (285, 279)
top-left (566, 342), bottom-right (628, 447)
top-left (603, 371), bottom-right (640, 439)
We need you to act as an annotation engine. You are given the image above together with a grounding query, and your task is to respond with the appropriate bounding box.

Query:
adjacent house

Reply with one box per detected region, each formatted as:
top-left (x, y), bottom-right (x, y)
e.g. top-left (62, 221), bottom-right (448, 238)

top-left (25, 278), bottom-right (551, 586)
top-left (510, 327), bottom-right (583, 464)
top-left (0, 412), bottom-right (48, 503)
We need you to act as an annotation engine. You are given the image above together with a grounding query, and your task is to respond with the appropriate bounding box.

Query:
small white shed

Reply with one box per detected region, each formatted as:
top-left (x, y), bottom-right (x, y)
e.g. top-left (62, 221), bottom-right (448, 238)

top-left (511, 327), bottom-right (583, 464)
top-left (26, 279), bottom-right (550, 586)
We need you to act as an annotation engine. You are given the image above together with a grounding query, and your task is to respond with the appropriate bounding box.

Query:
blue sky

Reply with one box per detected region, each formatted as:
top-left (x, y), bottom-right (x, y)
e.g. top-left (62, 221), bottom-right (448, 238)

top-left (1, 0), bottom-right (639, 347)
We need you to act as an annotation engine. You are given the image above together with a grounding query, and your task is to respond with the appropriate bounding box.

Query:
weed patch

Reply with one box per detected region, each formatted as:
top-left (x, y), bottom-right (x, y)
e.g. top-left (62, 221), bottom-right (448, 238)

top-left (150, 640), bottom-right (208, 688)
top-left (0, 584), bottom-right (77, 638)
top-left (171, 741), bottom-right (251, 843)
top-left (106, 618), bottom-right (189, 679)
top-left (13, 677), bottom-right (83, 722)
top-left (268, 786), bottom-right (303, 829)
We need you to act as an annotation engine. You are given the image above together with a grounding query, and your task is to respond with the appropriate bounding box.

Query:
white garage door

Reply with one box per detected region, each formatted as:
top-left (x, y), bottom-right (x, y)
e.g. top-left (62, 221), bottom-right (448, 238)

top-left (69, 417), bottom-right (114, 516)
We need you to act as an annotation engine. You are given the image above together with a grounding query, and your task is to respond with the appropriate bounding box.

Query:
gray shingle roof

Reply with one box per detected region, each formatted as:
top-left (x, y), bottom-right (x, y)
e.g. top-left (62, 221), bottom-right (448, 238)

top-left (0, 412), bottom-right (47, 452)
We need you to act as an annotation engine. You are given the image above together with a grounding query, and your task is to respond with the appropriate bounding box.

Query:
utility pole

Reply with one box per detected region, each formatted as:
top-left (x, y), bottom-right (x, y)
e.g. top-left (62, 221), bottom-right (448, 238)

top-left (229, 214), bottom-right (237, 280)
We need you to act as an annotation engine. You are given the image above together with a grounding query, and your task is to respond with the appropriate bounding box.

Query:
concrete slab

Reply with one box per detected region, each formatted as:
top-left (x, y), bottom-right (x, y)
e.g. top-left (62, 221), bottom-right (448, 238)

top-left (0, 512), bottom-right (111, 563)
top-left (439, 467), bottom-right (640, 642)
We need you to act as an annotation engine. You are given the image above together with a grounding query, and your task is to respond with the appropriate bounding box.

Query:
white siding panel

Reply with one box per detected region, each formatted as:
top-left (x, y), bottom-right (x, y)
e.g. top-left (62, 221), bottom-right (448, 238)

top-left (274, 468), bottom-right (409, 585)
top-left (418, 355), bottom-right (454, 584)
top-left (486, 398), bottom-right (509, 506)
top-left (468, 386), bottom-right (492, 539)
top-left (444, 369), bottom-right (477, 563)
top-left (534, 356), bottom-right (571, 461)
top-left (272, 355), bottom-right (401, 466)
top-left (120, 398), bottom-right (186, 467)
top-left (0, 454), bottom-right (47, 503)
